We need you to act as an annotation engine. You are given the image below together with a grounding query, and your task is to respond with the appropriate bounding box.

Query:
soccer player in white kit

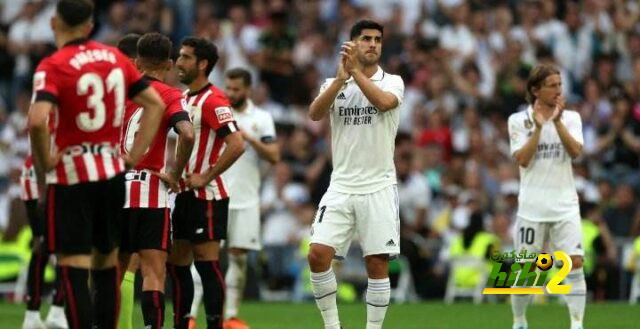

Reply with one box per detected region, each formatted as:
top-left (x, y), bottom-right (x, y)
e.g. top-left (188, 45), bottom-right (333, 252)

top-left (307, 20), bottom-right (404, 329)
top-left (508, 64), bottom-right (586, 329)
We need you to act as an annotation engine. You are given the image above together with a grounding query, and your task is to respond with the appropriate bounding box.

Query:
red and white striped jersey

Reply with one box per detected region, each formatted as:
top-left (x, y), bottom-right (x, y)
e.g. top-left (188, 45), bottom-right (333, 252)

top-left (20, 156), bottom-right (39, 201)
top-left (181, 83), bottom-right (238, 200)
top-left (32, 38), bottom-right (148, 186)
top-left (121, 77), bottom-right (190, 208)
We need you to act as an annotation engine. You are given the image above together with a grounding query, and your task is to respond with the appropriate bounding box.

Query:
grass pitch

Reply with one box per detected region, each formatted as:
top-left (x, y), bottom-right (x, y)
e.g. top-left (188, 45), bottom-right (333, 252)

top-left (0, 301), bottom-right (634, 328)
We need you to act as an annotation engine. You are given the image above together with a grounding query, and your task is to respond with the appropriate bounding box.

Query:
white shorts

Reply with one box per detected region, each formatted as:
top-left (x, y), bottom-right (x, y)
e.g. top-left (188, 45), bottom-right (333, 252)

top-left (226, 207), bottom-right (261, 250)
top-left (514, 216), bottom-right (584, 258)
top-left (309, 185), bottom-right (400, 258)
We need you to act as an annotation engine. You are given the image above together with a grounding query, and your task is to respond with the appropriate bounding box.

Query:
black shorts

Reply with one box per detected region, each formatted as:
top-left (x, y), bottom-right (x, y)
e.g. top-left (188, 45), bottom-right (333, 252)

top-left (172, 191), bottom-right (228, 243)
top-left (121, 207), bottom-right (171, 253)
top-left (45, 174), bottom-right (125, 254)
top-left (24, 199), bottom-right (44, 237)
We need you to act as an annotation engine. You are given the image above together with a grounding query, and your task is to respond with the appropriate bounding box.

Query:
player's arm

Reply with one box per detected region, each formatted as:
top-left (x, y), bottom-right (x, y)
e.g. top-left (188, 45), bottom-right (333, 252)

top-left (509, 113), bottom-right (542, 168)
top-left (242, 132), bottom-right (280, 164)
top-left (350, 69), bottom-right (399, 112)
top-left (309, 79), bottom-right (344, 121)
top-left (127, 87), bottom-right (166, 167)
top-left (27, 101), bottom-right (55, 185)
top-left (553, 120), bottom-right (582, 159)
top-left (170, 119), bottom-right (195, 182)
top-left (195, 131), bottom-right (245, 186)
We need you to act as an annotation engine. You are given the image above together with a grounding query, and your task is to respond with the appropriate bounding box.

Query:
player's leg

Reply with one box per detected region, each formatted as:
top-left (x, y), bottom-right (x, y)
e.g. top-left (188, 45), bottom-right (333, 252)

top-left (137, 208), bottom-right (171, 329)
top-left (355, 185), bottom-right (400, 329)
top-left (191, 197), bottom-right (229, 329)
top-left (91, 174), bottom-right (126, 329)
top-left (23, 199), bottom-right (47, 329)
top-left (552, 218), bottom-right (586, 329)
top-left (168, 191), bottom-right (196, 329)
top-left (44, 263), bottom-right (67, 329)
top-left (117, 208), bottom-right (139, 329)
top-left (47, 183), bottom-right (94, 329)
top-left (189, 265), bottom-right (202, 329)
top-left (308, 191), bottom-right (354, 329)
top-left (511, 218), bottom-right (545, 329)
top-left (224, 206), bottom-right (261, 328)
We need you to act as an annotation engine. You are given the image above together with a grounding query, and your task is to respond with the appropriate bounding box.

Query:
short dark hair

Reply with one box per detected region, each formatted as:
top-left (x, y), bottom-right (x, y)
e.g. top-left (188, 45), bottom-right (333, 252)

top-left (225, 68), bottom-right (252, 86)
top-left (117, 33), bottom-right (141, 59)
top-left (349, 19), bottom-right (384, 40)
top-left (137, 32), bottom-right (172, 68)
top-left (56, 0), bottom-right (94, 28)
top-left (525, 64), bottom-right (560, 104)
top-left (181, 36), bottom-right (219, 76)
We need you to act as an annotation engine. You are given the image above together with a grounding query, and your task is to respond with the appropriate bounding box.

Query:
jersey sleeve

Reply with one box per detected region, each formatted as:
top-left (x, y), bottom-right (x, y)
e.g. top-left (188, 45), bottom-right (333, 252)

top-left (164, 90), bottom-right (190, 131)
top-left (122, 57), bottom-right (148, 99)
top-left (565, 111), bottom-right (584, 146)
top-left (508, 113), bottom-right (528, 156)
top-left (202, 99), bottom-right (238, 138)
top-left (259, 112), bottom-right (277, 143)
top-left (32, 59), bottom-right (59, 105)
top-left (383, 74), bottom-right (405, 108)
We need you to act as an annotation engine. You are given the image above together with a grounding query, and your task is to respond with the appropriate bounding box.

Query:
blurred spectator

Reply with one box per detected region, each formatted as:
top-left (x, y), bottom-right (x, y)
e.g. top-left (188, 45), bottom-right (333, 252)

top-left (602, 184), bottom-right (638, 239)
top-left (257, 10), bottom-right (296, 104)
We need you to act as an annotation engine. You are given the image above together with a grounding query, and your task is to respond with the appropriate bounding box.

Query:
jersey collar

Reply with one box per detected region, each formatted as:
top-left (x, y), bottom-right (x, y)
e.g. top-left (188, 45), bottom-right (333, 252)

top-left (187, 83), bottom-right (212, 96)
top-left (345, 66), bottom-right (384, 83)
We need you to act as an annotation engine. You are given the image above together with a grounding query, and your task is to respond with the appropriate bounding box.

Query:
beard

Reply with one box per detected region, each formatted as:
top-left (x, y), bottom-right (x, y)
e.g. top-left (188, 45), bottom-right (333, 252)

top-left (230, 97), bottom-right (246, 109)
top-left (178, 68), bottom-right (198, 84)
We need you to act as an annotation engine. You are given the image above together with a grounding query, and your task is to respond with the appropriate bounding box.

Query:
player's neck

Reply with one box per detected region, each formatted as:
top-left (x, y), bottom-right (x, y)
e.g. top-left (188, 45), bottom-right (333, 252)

top-left (188, 76), bottom-right (210, 93)
top-left (361, 64), bottom-right (378, 78)
top-left (55, 31), bottom-right (87, 49)
top-left (142, 70), bottom-right (165, 82)
top-left (536, 102), bottom-right (555, 119)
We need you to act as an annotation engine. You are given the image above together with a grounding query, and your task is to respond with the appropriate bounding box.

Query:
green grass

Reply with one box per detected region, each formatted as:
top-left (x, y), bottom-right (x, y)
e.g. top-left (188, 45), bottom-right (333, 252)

top-left (1, 301), bottom-right (636, 328)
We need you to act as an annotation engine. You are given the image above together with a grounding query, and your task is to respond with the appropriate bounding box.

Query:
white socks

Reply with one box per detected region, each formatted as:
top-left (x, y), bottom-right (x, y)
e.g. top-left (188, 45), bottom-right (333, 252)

top-left (224, 253), bottom-right (248, 319)
top-left (511, 294), bottom-right (532, 328)
top-left (311, 268), bottom-right (340, 329)
top-left (366, 277), bottom-right (390, 329)
top-left (563, 268), bottom-right (586, 329)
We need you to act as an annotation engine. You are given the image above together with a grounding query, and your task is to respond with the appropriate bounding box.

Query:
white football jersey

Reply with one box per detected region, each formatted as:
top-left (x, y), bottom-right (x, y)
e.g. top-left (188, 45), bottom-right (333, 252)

top-left (223, 100), bottom-right (276, 209)
top-left (508, 106), bottom-right (583, 222)
top-left (321, 66), bottom-right (404, 194)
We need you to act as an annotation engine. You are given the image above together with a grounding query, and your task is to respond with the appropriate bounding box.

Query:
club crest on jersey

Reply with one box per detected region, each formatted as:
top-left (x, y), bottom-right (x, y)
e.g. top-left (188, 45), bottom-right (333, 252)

top-left (33, 71), bottom-right (46, 91)
top-left (215, 106), bottom-right (233, 122)
top-left (524, 118), bottom-right (533, 129)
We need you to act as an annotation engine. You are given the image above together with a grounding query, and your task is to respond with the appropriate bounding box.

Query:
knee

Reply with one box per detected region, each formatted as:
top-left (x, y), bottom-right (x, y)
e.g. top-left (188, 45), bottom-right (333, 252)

top-left (307, 246), bottom-right (332, 272)
top-left (570, 255), bottom-right (583, 269)
top-left (365, 255), bottom-right (389, 278)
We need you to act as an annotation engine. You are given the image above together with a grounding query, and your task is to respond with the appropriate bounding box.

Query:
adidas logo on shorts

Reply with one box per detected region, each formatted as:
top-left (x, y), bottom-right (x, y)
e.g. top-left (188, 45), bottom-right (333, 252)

top-left (386, 239), bottom-right (396, 247)
top-left (337, 92), bottom-right (346, 100)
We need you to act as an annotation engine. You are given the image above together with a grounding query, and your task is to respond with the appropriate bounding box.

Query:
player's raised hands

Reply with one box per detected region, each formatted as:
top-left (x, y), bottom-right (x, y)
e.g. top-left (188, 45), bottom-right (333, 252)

top-left (532, 101), bottom-right (546, 129)
top-left (336, 55), bottom-right (350, 82)
top-left (551, 95), bottom-right (565, 122)
top-left (340, 41), bottom-right (361, 74)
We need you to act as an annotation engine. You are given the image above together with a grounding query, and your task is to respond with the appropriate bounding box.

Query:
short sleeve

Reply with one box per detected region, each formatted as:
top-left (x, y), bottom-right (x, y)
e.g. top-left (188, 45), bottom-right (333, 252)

top-left (32, 59), bottom-right (59, 105)
top-left (122, 57), bottom-right (147, 99)
top-left (202, 99), bottom-right (238, 138)
top-left (565, 111), bottom-right (584, 146)
top-left (383, 74), bottom-right (405, 108)
top-left (259, 111), bottom-right (277, 143)
top-left (508, 114), bottom-right (528, 156)
top-left (164, 90), bottom-right (190, 129)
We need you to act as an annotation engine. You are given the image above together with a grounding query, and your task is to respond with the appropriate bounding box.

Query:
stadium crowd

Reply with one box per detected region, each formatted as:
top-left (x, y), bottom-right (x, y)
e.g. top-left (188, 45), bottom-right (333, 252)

top-left (1, 0), bottom-right (640, 303)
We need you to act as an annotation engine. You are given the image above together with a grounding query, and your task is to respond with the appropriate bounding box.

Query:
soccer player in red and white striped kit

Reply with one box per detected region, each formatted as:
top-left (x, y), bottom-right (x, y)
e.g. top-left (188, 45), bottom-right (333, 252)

top-left (27, 1), bottom-right (166, 328)
top-left (118, 32), bottom-right (195, 329)
top-left (166, 37), bottom-right (244, 329)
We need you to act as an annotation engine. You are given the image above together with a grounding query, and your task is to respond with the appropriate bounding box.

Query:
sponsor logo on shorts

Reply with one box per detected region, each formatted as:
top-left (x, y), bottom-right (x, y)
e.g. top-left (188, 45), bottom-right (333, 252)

top-left (385, 239), bottom-right (396, 247)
